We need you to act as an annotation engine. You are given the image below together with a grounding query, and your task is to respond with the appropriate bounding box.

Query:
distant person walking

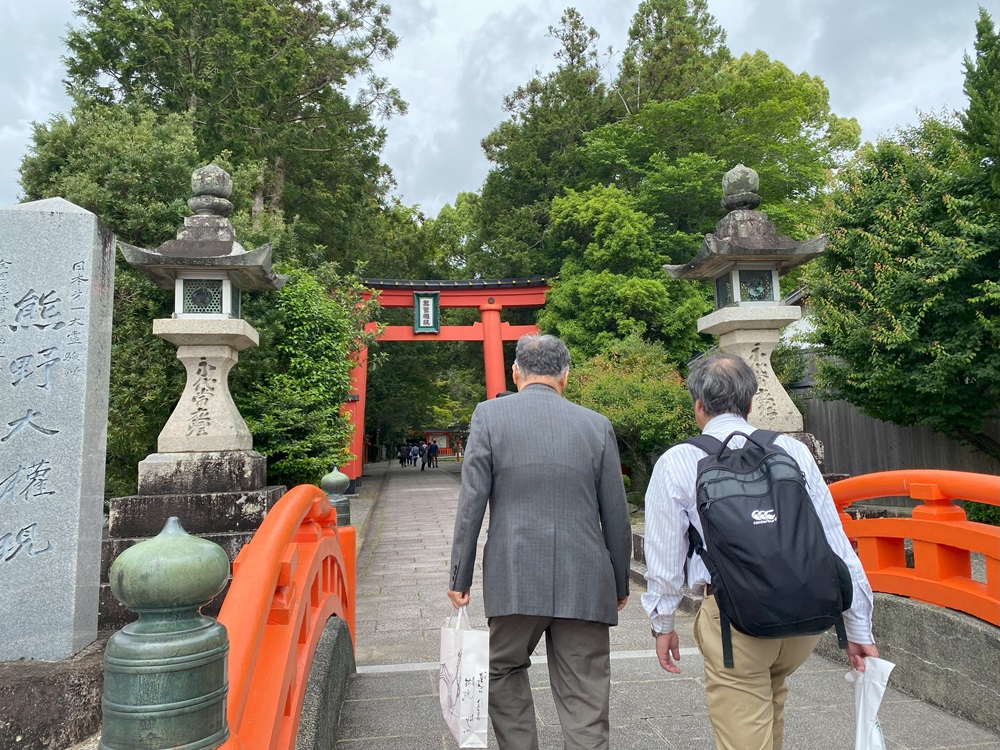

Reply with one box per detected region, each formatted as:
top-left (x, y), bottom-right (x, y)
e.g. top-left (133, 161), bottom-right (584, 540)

top-left (448, 334), bottom-right (632, 750)
top-left (409, 444), bottom-right (419, 467)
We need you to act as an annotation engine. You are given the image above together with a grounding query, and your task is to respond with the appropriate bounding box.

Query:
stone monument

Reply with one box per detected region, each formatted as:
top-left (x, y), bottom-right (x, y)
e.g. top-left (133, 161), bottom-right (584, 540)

top-left (0, 199), bottom-right (115, 659)
top-left (664, 164), bottom-right (826, 432)
top-left (101, 165), bottom-right (287, 626)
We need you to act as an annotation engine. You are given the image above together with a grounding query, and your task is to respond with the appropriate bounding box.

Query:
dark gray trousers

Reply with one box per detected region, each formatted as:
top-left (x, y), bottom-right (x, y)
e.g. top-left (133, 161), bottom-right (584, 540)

top-left (488, 614), bottom-right (611, 750)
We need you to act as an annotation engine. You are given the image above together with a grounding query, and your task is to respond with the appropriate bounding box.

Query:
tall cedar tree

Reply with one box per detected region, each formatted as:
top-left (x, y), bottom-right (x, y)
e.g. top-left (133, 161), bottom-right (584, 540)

top-left (473, 9), bottom-right (614, 279)
top-left (65, 0), bottom-right (405, 264)
top-left (959, 7), bottom-right (1000, 202)
top-left (614, 0), bottom-right (731, 113)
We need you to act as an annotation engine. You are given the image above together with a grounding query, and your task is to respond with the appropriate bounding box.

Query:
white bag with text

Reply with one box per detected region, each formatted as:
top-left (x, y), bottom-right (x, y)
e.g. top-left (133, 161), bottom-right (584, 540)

top-left (439, 606), bottom-right (489, 748)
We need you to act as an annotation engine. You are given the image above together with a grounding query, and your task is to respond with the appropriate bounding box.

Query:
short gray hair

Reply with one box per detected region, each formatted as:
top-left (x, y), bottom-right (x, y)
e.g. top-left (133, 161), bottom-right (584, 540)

top-left (686, 353), bottom-right (758, 419)
top-left (514, 334), bottom-right (570, 378)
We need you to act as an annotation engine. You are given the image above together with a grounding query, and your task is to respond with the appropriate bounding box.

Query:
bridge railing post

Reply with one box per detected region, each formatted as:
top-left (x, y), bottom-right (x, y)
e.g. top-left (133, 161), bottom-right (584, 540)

top-left (321, 467), bottom-right (356, 642)
top-left (100, 517), bottom-right (230, 750)
top-left (908, 482), bottom-right (973, 583)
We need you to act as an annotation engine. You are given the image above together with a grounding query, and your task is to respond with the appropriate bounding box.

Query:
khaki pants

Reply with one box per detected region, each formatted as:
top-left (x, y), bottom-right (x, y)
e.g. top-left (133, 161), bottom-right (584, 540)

top-left (694, 594), bottom-right (821, 750)
top-left (488, 615), bottom-right (611, 750)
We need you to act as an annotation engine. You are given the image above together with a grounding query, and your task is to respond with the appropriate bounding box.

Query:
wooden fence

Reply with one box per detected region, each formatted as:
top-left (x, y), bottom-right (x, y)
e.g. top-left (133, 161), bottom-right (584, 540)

top-left (800, 395), bottom-right (1000, 479)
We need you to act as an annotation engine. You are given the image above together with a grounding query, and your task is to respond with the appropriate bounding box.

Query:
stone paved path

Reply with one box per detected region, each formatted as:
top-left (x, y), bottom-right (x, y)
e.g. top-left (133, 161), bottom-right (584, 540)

top-left (336, 460), bottom-right (1000, 750)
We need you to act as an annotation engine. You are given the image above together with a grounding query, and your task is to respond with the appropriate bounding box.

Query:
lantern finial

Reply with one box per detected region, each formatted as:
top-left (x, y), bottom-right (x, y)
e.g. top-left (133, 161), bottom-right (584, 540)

top-left (188, 164), bottom-right (234, 218)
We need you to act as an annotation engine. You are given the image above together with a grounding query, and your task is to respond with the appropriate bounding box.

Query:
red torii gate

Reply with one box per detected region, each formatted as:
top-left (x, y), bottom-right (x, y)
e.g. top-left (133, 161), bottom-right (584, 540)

top-left (341, 278), bottom-right (550, 487)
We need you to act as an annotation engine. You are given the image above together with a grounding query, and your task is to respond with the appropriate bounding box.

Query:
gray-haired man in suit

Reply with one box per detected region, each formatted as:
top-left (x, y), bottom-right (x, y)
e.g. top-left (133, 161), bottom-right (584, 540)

top-left (448, 334), bottom-right (632, 750)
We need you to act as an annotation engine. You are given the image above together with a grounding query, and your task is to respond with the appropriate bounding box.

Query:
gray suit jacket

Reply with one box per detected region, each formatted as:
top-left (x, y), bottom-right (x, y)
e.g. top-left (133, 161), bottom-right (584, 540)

top-left (450, 383), bottom-right (632, 625)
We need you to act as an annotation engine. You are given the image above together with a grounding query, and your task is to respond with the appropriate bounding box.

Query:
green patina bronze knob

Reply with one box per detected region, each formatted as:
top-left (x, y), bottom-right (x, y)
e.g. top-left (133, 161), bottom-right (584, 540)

top-left (101, 517), bottom-right (231, 750)
top-left (321, 466), bottom-right (351, 527)
top-left (110, 516), bottom-right (229, 611)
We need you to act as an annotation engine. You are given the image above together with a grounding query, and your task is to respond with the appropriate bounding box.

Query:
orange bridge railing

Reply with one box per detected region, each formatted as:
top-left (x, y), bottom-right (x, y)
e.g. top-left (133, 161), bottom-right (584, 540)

top-left (217, 484), bottom-right (356, 750)
top-left (829, 470), bottom-right (1000, 627)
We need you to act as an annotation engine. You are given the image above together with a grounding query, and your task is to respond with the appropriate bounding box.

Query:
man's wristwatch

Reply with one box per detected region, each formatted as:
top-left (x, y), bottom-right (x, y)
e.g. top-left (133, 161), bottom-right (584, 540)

top-left (651, 628), bottom-right (669, 639)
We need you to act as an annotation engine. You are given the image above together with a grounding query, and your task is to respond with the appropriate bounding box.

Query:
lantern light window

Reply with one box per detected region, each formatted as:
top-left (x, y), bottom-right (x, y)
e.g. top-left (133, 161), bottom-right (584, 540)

top-left (174, 271), bottom-right (240, 319)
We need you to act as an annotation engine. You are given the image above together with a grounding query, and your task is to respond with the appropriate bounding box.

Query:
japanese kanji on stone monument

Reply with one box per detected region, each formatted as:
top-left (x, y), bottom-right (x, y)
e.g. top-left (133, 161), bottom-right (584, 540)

top-left (0, 199), bottom-right (115, 660)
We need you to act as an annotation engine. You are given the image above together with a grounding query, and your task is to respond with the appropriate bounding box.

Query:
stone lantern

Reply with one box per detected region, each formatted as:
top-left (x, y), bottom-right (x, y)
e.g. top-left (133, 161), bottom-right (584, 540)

top-left (100, 166), bottom-right (288, 629)
top-left (664, 164), bottom-right (826, 432)
top-left (120, 164), bottom-right (285, 455)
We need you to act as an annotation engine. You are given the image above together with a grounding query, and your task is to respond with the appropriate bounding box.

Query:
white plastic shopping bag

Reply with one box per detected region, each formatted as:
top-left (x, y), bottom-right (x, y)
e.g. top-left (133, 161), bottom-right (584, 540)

top-left (439, 606), bottom-right (489, 748)
top-left (845, 657), bottom-right (895, 750)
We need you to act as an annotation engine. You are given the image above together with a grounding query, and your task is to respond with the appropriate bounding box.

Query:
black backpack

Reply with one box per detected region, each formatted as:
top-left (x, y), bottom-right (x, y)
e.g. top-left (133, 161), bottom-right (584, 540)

top-left (683, 430), bottom-right (853, 668)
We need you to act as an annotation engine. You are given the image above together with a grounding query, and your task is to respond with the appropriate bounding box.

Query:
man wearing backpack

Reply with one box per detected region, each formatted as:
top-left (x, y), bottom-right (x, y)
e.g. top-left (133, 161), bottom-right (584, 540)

top-left (642, 353), bottom-right (878, 750)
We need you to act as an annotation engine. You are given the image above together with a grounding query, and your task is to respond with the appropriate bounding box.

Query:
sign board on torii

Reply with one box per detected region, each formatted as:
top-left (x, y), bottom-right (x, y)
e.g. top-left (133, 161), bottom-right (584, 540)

top-left (341, 278), bottom-right (551, 489)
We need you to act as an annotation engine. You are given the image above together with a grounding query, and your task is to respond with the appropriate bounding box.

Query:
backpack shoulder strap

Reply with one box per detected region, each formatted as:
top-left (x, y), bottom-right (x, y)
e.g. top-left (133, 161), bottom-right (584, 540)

top-left (751, 429), bottom-right (798, 460)
top-left (753, 429), bottom-right (782, 447)
top-left (679, 434), bottom-right (724, 455)
top-left (679, 434), bottom-right (719, 561)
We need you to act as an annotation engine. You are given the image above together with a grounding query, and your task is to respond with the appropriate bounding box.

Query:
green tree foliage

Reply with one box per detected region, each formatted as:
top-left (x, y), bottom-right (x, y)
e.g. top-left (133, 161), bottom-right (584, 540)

top-left (959, 7), bottom-right (1000, 201)
top-left (565, 336), bottom-right (697, 492)
top-left (348, 201), bottom-right (437, 279)
top-left (64, 0), bottom-right (405, 264)
top-left (584, 51), bottom-right (860, 262)
top-left (538, 185), bottom-right (709, 361)
top-left (20, 104), bottom-right (198, 247)
top-left (967, 501), bottom-right (1000, 526)
top-left (614, 0), bottom-right (731, 112)
top-left (421, 193), bottom-right (481, 276)
top-left (364, 339), bottom-right (482, 450)
top-left (711, 52), bottom-right (860, 205)
top-left (805, 115), bottom-right (1000, 460)
top-left (235, 266), bottom-right (376, 486)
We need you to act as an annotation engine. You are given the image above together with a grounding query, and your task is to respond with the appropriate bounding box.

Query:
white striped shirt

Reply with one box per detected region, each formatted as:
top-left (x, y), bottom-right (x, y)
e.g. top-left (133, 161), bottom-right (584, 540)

top-left (641, 413), bottom-right (875, 643)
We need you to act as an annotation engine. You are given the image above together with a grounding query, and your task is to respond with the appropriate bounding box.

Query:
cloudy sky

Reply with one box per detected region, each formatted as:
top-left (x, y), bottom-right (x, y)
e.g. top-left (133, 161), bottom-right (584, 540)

top-left (0, 0), bottom-right (986, 216)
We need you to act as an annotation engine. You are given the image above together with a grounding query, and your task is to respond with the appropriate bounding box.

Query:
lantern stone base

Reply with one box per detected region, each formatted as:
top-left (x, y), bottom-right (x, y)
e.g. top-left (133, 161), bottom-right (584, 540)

top-left (99, 529), bottom-right (257, 630)
top-left (699, 307), bottom-right (803, 433)
top-left (138, 450), bottom-right (268, 494)
top-left (109, 485), bottom-right (285, 537)
top-left (100, 485), bottom-right (283, 629)
top-left (103, 445), bottom-right (284, 628)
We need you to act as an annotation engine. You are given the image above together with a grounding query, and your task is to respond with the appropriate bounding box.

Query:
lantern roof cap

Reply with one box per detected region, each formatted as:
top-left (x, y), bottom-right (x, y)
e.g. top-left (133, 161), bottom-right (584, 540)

top-left (119, 164), bottom-right (286, 291)
top-left (664, 164), bottom-right (826, 280)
